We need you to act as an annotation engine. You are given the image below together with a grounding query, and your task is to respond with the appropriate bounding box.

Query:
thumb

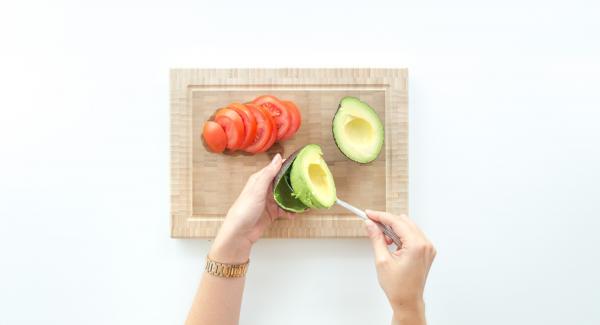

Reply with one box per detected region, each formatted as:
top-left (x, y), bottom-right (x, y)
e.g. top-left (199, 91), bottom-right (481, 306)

top-left (264, 153), bottom-right (283, 177)
top-left (257, 153), bottom-right (283, 186)
top-left (365, 219), bottom-right (391, 261)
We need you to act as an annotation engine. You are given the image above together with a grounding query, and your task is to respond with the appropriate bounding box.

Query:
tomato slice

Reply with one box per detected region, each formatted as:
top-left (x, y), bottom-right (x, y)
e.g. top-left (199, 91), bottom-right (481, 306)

top-left (279, 100), bottom-right (302, 141)
top-left (244, 103), bottom-right (273, 153)
top-left (214, 108), bottom-right (244, 150)
top-left (253, 95), bottom-right (290, 141)
top-left (202, 121), bottom-right (227, 153)
top-left (257, 105), bottom-right (278, 153)
top-left (228, 103), bottom-right (257, 149)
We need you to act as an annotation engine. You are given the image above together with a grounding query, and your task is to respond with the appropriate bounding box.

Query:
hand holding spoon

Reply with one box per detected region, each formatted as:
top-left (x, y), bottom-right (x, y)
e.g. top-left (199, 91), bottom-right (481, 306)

top-left (335, 198), bottom-right (403, 248)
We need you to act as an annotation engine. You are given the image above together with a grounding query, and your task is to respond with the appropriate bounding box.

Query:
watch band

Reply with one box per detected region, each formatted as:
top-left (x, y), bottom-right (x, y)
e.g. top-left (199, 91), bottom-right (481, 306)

top-left (205, 256), bottom-right (249, 278)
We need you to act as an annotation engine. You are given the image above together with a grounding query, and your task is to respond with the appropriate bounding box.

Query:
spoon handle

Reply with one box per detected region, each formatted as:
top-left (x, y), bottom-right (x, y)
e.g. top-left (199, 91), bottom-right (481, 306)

top-left (335, 199), bottom-right (403, 248)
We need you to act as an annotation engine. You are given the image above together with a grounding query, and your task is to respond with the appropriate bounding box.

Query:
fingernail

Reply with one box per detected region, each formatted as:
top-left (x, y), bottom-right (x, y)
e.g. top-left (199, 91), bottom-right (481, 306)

top-left (271, 153), bottom-right (281, 164)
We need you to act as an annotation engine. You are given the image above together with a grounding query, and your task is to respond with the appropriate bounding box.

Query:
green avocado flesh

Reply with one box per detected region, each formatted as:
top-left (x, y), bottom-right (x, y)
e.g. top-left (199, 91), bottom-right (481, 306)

top-left (332, 97), bottom-right (384, 163)
top-left (290, 144), bottom-right (337, 209)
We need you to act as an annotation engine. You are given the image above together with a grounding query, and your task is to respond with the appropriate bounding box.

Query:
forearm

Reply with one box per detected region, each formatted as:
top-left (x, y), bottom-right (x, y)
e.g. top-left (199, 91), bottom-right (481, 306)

top-left (185, 236), bottom-right (252, 325)
top-left (186, 273), bottom-right (246, 325)
top-left (185, 155), bottom-right (281, 325)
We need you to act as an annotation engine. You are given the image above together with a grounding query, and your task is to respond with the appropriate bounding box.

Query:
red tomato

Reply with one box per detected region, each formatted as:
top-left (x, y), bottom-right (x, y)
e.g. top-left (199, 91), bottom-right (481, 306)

top-left (202, 121), bottom-right (227, 153)
top-left (215, 108), bottom-right (244, 150)
top-left (244, 103), bottom-right (273, 154)
top-left (253, 95), bottom-right (290, 141)
top-left (228, 103), bottom-right (257, 149)
top-left (279, 100), bottom-right (302, 141)
top-left (257, 105), bottom-right (278, 153)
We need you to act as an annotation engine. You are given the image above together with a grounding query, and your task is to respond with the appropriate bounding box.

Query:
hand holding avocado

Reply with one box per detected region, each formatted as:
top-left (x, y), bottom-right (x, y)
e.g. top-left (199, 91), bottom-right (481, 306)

top-left (209, 154), bottom-right (294, 264)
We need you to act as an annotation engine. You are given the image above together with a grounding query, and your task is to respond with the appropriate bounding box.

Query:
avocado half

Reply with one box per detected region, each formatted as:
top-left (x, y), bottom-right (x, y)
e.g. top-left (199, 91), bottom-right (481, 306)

top-left (272, 144), bottom-right (337, 212)
top-left (332, 97), bottom-right (384, 164)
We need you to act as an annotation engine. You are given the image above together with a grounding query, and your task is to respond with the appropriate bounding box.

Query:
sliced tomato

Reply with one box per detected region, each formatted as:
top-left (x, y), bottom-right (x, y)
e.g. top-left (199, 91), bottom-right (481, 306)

top-left (244, 103), bottom-right (273, 154)
top-left (202, 121), bottom-right (227, 153)
top-left (257, 105), bottom-right (278, 153)
top-left (279, 100), bottom-right (302, 141)
top-left (214, 108), bottom-right (244, 150)
top-left (228, 103), bottom-right (257, 149)
top-left (253, 95), bottom-right (290, 141)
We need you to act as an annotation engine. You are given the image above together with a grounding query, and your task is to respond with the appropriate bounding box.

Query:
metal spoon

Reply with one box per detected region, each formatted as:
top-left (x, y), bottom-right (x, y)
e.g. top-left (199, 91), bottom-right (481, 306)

top-left (336, 198), bottom-right (403, 248)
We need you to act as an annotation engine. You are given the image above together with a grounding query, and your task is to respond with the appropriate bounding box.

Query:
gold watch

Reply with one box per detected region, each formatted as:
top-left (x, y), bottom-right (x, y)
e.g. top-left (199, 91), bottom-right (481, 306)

top-left (205, 256), bottom-right (249, 278)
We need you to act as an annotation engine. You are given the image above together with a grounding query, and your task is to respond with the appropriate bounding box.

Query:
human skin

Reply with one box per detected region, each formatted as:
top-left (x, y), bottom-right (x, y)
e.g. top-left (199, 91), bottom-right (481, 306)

top-left (364, 211), bottom-right (436, 325)
top-left (185, 154), bottom-right (290, 325)
top-left (185, 154), bottom-right (436, 325)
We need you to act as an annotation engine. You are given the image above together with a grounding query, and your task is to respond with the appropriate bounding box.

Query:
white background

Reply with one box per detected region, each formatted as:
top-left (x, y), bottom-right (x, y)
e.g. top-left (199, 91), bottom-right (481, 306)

top-left (1, 0), bottom-right (599, 324)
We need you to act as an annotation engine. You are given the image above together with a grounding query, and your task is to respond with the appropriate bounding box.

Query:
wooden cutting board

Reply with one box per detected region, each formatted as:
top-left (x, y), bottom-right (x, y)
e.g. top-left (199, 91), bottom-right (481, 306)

top-left (171, 68), bottom-right (408, 238)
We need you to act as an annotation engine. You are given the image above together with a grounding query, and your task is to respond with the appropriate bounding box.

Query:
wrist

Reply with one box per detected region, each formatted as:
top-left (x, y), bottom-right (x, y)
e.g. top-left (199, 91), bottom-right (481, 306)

top-left (210, 232), bottom-right (252, 264)
top-left (392, 300), bottom-right (426, 325)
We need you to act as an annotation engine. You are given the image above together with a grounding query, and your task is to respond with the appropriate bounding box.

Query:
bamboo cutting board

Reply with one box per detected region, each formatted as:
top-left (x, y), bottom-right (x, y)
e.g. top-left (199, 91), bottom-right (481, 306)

top-left (171, 69), bottom-right (407, 238)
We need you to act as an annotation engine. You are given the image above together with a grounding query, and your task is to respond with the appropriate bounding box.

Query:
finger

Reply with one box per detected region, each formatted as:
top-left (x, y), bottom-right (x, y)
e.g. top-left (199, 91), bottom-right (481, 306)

top-left (262, 154), bottom-right (283, 179)
top-left (255, 154), bottom-right (283, 190)
top-left (366, 210), bottom-right (416, 243)
top-left (266, 183), bottom-right (275, 201)
top-left (265, 190), bottom-right (281, 221)
top-left (364, 219), bottom-right (391, 262)
top-left (241, 170), bottom-right (261, 194)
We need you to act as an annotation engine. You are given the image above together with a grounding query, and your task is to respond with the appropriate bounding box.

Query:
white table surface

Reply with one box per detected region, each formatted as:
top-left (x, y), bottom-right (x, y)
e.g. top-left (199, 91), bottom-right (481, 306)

top-left (1, 1), bottom-right (599, 324)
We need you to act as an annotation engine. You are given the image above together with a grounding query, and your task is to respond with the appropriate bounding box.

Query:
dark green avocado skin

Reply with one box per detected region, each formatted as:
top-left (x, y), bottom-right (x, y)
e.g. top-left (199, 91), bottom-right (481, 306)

top-left (272, 149), bottom-right (308, 213)
top-left (273, 149), bottom-right (301, 190)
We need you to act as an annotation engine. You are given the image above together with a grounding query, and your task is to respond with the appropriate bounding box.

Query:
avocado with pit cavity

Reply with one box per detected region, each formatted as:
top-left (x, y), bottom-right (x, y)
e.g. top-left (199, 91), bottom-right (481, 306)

top-left (290, 144), bottom-right (337, 208)
top-left (272, 144), bottom-right (337, 212)
top-left (332, 97), bottom-right (384, 163)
